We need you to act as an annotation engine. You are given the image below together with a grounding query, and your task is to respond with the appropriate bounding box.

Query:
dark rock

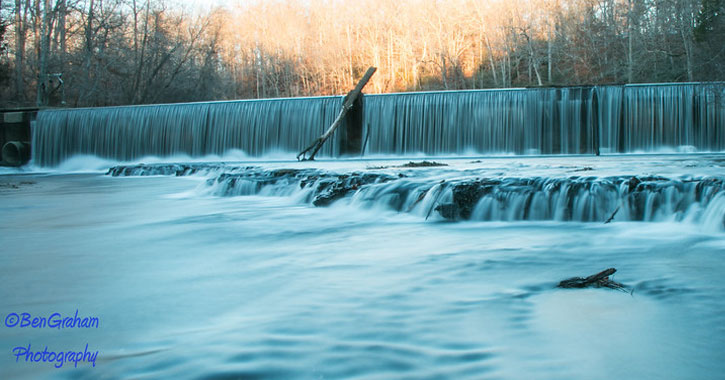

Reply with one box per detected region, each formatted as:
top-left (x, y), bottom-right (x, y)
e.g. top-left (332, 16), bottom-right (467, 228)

top-left (270, 169), bottom-right (301, 177)
top-left (312, 172), bottom-right (394, 206)
top-left (451, 183), bottom-right (487, 219)
top-left (434, 203), bottom-right (458, 219)
top-left (400, 161), bottom-right (448, 168)
top-left (626, 177), bottom-right (640, 193)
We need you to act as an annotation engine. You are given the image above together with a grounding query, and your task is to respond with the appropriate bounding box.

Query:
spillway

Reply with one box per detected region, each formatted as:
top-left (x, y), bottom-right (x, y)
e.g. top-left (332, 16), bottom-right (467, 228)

top-left (33, 83), bottom-right (724, 166)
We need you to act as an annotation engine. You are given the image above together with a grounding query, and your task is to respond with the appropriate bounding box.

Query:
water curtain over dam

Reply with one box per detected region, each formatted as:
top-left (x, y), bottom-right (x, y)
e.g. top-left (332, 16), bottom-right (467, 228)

top-left (33, 83), bottom-right (724, 166)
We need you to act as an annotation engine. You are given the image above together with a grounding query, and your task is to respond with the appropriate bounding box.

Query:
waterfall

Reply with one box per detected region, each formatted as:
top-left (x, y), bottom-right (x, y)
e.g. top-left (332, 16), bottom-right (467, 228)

top-left (363, 87), bottom-right (599, 155)
top-left (105, 162), bottom-right (725, 231)
top-left (33, 97), bottom-right (342, 166)
top-left (33, 83), bottom-right (724, 166)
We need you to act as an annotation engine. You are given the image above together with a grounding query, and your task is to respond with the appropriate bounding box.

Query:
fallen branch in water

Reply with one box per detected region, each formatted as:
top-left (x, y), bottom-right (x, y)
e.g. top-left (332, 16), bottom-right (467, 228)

top-left (407, 188), bottom-right (430, 212)
top-left (425, 180), bottom-right (447, 220)
top-left (604, 206), bottom-right (620, 224)
top-left (557, 268), bottom-right (629, 292)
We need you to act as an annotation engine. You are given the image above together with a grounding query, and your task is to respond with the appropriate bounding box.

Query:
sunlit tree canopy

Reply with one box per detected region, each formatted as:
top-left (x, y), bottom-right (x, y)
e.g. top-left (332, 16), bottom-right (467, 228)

top-left (1, 0), bottom-right (723, 107)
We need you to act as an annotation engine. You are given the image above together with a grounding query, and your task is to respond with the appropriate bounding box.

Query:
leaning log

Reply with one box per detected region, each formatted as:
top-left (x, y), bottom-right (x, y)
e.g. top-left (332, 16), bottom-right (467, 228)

top-left (297, 67), bottom-right (377, 161)
top-left (604, 206), bottom-right (620, 224)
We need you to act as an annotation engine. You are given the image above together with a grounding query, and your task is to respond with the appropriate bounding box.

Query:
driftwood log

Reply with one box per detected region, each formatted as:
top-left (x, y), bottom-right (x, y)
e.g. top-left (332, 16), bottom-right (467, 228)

top-left (297, 66), bottom-right (377, 161)
top-left (557, 268), bottom-right (629, 292)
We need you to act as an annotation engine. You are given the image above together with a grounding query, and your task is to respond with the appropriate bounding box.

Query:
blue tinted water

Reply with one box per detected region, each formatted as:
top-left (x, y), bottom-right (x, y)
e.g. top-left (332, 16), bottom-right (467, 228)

top-left (1, 155), bottom-right (724, 379)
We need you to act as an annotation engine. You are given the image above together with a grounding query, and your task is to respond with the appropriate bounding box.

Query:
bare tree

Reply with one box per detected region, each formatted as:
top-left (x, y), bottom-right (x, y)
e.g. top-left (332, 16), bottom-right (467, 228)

top-left (2, 0), bottom-right (724, 108)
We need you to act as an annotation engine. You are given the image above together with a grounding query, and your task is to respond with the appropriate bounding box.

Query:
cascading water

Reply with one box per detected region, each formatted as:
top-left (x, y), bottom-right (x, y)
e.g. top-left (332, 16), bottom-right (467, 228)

top-left (104, 160), bottom-right (725, 231)
top-left (363, 87), bottom-right (599, 155)
top-left (32, 83), bottom-right (724, 167)
top-left (615, 84), bottom-right (724, 152)
top-left (33, 96), bottom-right (343, 166)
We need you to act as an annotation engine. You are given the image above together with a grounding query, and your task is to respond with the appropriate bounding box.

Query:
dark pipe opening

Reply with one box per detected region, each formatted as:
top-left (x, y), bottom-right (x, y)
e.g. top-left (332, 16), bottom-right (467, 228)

top-left (2, 141), bottom-right (31, 166)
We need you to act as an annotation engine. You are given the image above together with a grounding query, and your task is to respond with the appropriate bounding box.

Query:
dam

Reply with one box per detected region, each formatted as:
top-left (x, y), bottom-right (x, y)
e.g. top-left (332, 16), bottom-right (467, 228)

top-left (31, 82), bottom-right (725, 167)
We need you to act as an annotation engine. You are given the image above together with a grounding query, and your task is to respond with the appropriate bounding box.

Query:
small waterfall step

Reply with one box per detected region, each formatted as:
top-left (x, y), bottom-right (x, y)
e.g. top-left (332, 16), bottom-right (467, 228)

top-left (106, 162), bottom-right (725, 230)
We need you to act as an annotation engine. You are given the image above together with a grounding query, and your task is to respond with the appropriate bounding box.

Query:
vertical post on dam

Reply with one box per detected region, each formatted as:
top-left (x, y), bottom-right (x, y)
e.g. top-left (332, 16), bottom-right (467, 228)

top-left (339, 93), bottom-right (364, 156)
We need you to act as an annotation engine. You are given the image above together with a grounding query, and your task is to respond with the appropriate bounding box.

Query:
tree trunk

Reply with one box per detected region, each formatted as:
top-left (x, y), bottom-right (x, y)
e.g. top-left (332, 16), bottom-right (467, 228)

top-left (483, 31), bottom-right (497, 87)
top-left (524, 31), bottom-right (543, 86)
top-left (57, 0), bottom-right (66, 87)
top-left (547, 27), bottom-right (553, 83)
top-left (440, 53), bottom-right (448, 89)
top-left (14, 0), bottom-right (25, 101)
top-left (82, 0), bottom-right (95, 104)
top-left (627, 0), bottom-right (634, 83)
top-left (680, 4), bottom-right (694, 81)
top-left (36, 0), bottom-right (50, 107)
top-left (59, 0), bottom-right (66, 55)
top-left (132, 0), bottom-right (139, 61)
top-left (131, 0), bottom-right (149, 103)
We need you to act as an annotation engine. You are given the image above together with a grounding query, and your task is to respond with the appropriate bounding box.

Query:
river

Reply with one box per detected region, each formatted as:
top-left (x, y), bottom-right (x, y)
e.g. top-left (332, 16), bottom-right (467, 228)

top-left (1, 153), bottom-right (724, 379)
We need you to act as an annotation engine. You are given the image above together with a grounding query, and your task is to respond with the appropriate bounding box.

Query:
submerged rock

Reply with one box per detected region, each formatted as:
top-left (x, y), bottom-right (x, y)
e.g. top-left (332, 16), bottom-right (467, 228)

top-left (0, 180), bottom-right (36, 190)
top-left (400, 161), bottom-right (448, 168)
top-left (106, 163), bottom-right (238, 177)
top-left (367, 161), bottom-right (448, 169)
top-left (312, 173), bottom-right (395, 206)
top-left (434, 203), bottom-right (458, 219)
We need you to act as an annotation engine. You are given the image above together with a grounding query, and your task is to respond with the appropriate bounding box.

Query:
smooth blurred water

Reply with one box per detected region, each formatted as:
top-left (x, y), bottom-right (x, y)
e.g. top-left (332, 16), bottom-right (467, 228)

top-left (33, 83), bottom-right (725, 166)
top-left (1, 155), bottom-right (724, 379)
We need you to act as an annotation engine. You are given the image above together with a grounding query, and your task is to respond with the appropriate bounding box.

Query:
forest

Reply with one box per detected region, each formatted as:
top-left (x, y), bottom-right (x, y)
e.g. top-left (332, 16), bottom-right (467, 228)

top-left (0, 0), bottom-right (723, 108)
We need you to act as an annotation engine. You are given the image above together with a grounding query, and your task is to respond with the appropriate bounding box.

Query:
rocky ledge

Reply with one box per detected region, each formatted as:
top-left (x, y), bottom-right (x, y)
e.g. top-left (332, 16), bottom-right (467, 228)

top-left (106, 163), bottom-right (725, 227)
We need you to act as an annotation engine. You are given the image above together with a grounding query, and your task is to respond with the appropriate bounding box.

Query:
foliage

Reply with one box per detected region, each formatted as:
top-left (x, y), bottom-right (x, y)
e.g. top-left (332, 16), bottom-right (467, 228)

top-left (1, 0), bottom-right (724, 108)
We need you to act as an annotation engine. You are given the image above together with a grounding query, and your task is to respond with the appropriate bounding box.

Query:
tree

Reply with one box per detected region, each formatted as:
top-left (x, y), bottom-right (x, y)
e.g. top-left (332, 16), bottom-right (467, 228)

top-left (0, 0), bottom-right (11, 91)
top-left (2, 0), bottom-right (724, 109)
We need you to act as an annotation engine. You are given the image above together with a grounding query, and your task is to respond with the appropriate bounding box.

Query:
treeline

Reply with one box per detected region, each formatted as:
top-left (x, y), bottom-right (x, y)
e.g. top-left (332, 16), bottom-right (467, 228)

top-left (0, 0), bottom-right (724, 108)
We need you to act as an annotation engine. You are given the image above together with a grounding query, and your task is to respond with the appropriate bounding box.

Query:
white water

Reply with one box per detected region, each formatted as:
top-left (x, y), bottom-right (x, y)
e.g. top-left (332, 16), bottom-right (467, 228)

top-left (1, 154), bottom-right (724, 379)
